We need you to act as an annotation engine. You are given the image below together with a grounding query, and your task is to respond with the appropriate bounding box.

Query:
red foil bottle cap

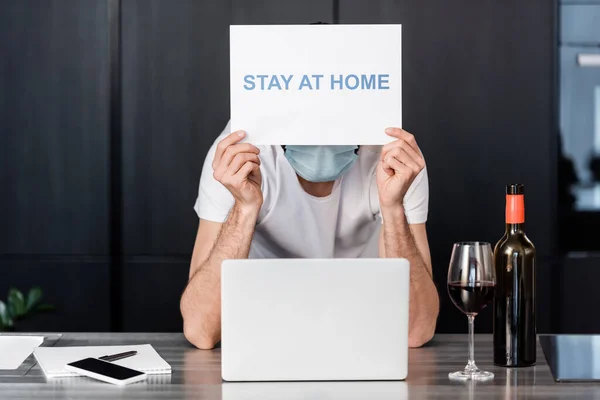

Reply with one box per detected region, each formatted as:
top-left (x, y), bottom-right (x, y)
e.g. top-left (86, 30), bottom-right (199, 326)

top-left (505, 184), bottom-right (524, 224)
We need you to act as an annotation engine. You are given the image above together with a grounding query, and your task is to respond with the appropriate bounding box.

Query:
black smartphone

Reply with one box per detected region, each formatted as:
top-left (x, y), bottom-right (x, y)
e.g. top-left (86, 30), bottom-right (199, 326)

top-left (66, 357), bottom-right (147, 385)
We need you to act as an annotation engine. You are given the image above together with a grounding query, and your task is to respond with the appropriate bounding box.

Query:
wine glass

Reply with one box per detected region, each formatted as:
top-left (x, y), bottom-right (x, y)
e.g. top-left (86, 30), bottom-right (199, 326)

top-left (447, 241), bottom-right (496, 381)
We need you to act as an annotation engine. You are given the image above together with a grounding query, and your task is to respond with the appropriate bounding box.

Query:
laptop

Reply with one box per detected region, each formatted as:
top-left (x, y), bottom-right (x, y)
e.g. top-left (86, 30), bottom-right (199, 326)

top-left (221, 258), bottom-right (410, 381)
top-left (540, 334), bottom-right (600, 382)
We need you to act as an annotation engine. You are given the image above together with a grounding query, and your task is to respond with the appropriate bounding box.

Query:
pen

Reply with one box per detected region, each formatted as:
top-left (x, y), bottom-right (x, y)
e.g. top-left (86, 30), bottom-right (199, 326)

top-left (98, 350), bottom-right (138, 362)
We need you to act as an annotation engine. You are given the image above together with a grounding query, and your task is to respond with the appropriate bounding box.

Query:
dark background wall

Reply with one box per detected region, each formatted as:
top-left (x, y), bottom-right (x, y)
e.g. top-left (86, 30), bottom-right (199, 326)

top-left (1, 0), bottom-right (558, 333)
top-left (338, 0), bottom-right (557, 334)
top-left (1, 0), bottom-right (111, 331)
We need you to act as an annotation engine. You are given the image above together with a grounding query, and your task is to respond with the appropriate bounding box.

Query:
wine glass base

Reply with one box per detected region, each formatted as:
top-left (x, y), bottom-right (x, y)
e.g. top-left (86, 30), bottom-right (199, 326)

top-left (449, 370), bottom-right (494, 381)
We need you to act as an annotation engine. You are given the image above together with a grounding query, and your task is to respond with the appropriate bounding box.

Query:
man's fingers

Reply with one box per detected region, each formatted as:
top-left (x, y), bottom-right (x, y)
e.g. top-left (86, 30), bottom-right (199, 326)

top-left (213, 148), bottom-right (259, 181)
top-left (384, 128), bottom-right (421, 155)
top-left (384, 147), bottom-right (422, 173)
top-left (382, 154), bottom-right (413, 177)
top-left (225, 153), bottom-right (261, 177)
top-left (219, 143), bottom-right (260, 171)
top-left (381, 138), bottom-right (425, 170)
top-left (213, 130), bottom-right (247, 169)
top-left (233, 161), bottom-right (260, 183)
top-left (379, 160), bottom-right (395, 177)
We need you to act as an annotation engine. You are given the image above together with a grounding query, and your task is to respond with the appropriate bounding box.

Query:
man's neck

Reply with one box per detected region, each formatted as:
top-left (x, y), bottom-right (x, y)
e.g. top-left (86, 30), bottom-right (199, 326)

top-left (297, 175), bottom-right (335, 197)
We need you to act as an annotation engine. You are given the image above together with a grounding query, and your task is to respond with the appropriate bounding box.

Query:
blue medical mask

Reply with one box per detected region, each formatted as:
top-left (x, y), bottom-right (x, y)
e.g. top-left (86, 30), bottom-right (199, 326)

top-left (284, 145), bottom-right (359, 182)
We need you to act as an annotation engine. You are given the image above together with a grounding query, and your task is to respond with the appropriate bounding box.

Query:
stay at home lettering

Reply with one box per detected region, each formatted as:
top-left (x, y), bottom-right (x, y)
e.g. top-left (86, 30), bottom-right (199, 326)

top-left (243, 74), bottom-right (390, 91)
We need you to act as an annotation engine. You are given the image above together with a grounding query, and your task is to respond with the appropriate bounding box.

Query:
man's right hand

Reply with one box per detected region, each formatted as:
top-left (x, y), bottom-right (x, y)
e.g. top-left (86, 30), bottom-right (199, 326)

top-left (212, 130), bottom-right (263, 211)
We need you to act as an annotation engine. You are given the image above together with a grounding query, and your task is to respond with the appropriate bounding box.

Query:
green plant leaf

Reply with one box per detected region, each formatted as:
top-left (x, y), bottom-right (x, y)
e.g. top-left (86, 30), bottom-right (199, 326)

top-left (0, 300), bottom-right (14, 330)
top-left (26, 287), bottom-right (43, 312)
top-left (8, 288), bottom-right (27, 318)
top-left (7, 300), bottom-right (16, 319)
top-left (0, 300), bottom-right (8, 327)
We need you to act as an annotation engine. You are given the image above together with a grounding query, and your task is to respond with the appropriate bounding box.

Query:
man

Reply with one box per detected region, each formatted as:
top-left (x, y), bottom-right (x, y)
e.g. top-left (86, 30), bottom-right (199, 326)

top-left (180, 121), bottom-right (439, 349)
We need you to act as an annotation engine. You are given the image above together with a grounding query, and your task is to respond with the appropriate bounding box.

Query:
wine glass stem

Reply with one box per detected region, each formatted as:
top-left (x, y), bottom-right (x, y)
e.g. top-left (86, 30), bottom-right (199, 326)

top-left (467, 314), bottom-right (477, 371)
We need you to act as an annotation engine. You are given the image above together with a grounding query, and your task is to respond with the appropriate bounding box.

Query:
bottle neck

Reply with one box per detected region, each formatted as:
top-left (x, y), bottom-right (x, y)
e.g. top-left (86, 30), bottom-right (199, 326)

top-left (505, 223), bottom-right (525, 235)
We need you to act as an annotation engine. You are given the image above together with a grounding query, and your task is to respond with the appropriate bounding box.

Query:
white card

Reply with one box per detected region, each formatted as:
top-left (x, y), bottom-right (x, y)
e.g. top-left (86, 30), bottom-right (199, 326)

top-left (230, 24), bottom-right (402, 145)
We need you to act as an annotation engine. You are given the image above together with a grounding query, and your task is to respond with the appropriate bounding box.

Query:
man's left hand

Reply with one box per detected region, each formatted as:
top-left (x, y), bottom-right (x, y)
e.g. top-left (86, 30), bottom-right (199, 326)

top-left (376, 128), bottom-right (425, 210)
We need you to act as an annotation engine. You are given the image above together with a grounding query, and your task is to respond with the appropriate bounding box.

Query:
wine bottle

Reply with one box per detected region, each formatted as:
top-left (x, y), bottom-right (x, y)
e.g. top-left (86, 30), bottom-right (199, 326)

top-left (493, 184), bottom-right (536, 367)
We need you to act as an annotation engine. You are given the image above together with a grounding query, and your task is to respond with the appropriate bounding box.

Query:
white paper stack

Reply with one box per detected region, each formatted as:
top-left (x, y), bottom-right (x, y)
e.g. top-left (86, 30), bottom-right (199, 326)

top-left (33, 344), bottom-right (171, 378)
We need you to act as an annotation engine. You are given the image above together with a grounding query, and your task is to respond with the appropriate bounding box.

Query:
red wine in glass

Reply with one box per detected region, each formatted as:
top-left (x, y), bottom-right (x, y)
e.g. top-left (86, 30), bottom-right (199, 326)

top-left (447, 281), bottom-right (495, 315)
top-left (447, 241), bottom-right (496, 381)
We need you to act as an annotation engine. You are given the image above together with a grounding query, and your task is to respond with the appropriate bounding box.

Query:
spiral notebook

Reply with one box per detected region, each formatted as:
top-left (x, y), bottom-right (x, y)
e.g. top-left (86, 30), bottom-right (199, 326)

top-left (33, 344), bottom-right (171, 378)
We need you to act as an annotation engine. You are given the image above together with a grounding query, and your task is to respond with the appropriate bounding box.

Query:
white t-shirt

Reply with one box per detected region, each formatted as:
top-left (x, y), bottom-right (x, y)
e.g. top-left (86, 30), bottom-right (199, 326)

top-left (194, 121), bottom-right (429, 258)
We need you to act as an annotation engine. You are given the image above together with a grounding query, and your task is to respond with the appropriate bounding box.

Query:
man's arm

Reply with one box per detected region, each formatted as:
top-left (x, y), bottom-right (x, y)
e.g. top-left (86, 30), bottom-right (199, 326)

top-left (379, 215), bottom-right (439, 348)
top-left (181, 129), bottom-right (263, 349)
top-left (181, 205), bottom-right (258, 349)
top-left (376, 127), bottom-right (439, 348)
